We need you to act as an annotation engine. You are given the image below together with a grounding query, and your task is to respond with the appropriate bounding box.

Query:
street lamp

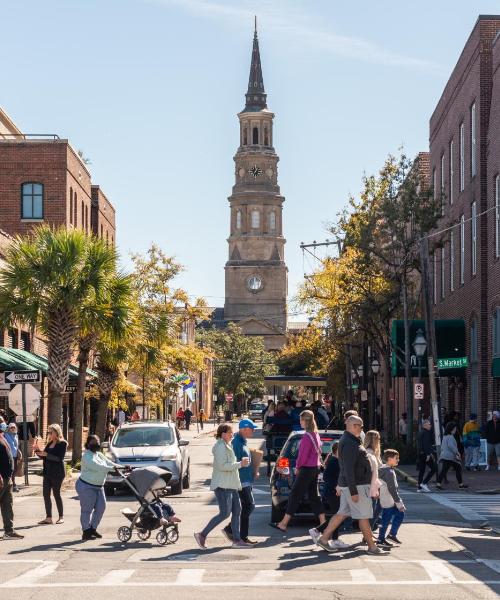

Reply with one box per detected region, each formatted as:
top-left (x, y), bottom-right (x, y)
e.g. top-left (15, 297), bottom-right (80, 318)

top-left (371, 358), bottom-right (380, 375)
top-left (413, 329), bottom-right (427, 427)
top-left (357, 365), bottom-right (364, 378)
top-left (371, 359), bottom-right (380, 429)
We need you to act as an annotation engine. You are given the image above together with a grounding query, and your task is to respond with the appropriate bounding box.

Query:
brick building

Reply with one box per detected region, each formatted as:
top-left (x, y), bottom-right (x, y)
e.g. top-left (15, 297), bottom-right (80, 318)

top-left (428, 16), bottom-right (500, 422)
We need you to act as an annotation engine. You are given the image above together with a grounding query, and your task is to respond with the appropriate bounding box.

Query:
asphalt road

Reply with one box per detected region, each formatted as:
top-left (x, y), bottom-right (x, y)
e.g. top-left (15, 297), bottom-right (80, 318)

top-left (1, 426), bottom-right (499, 600)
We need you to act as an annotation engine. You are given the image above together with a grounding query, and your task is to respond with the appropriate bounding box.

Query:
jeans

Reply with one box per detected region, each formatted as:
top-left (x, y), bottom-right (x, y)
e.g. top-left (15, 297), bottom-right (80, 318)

top-left (487, 443), bottom-right (500, 465)
top-left (438, 460), bottom-right (463, 484)
top-left (0, 481), bottom-right (14, 534)
top-left (418, 453), bottom-right (437, 486)
top-left (43, 473), bottom-right (65, 518)
top-left (201, 488), bottom-right (241, 541)
top-left (371, 498), bottom-right (382, 531)
top-left (225, 485), bottom-right (255, 539)
top-left (76, 478), bottom-right (107, 531)
top-left (378, 506), bottom-right (405, 540)
top-left (465, 446), bottom-right (480, 467)
top-left (285, 466), bottom-right (324, 519)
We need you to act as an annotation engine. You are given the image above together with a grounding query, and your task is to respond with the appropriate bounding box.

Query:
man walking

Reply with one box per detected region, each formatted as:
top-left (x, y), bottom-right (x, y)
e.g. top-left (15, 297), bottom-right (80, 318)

top-left (463, 413), bottom-right (481, 471)
top-left (316, 416), bottom-right (387, 555)
top-left (223, 419), bottom-right (258, 544)
top-left (184, 407), bottom-right (193, 431)
top-left (417, 419), bottom-right (437, 492)
top-left (0, 422), bottom-right (24, 539)
top-left (485, 411), bottom-right (500, 470)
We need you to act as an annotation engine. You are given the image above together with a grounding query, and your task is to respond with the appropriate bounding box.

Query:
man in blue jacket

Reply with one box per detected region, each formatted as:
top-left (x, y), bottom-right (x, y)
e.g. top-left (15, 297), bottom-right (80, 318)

top-left (223, 418), bottom-right (258, 544)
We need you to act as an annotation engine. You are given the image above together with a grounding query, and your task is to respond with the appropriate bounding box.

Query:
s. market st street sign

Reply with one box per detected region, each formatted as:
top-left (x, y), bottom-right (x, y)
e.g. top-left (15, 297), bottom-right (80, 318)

top-left (437, 357), bottom-right (468, 369)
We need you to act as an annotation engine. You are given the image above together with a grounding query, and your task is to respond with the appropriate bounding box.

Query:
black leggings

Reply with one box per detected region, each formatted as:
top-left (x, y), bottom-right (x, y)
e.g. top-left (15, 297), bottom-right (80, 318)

top-left (438, 460), bottom-right (463, 484)
top-left (43, 474), bottom-right (65, 518)
top-left (285, 466), bottom-right (324, 519)
top-left (317, 491), bottom-right (339, 539)
top-left (418, 453), bottom-right (437, 485)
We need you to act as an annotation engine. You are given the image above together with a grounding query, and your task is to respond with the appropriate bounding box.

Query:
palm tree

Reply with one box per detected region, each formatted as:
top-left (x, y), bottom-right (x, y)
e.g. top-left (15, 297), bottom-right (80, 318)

top-left (95, 343), bottom-right (129, 440)
top-left (0, 227), bottom-right (118, 424)
top-left (72, 267), bottom-right (134, 464)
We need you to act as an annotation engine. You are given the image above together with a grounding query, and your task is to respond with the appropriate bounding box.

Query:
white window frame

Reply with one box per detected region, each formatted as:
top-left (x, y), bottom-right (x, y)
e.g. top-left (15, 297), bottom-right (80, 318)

top-left (269, 210), bottom-right (276, 231)
top-left (440, 246), bottom-right (445, 300)
top-left (460, 122), bottom-right (465, 191)
top-left (449, 140), bottom-right (454, 205)
top-left (440, 154), bottom-right (445, 215)
top-left (450, 230), bottom-right (455, 292)
top-left (471, 102), bottom-right (476, 178)
top-left (471, 201), bottom-right (477, 276)
top-left (236, 210), bottom-right (242, 230)
top-left (460, 214), bottom-right (465, 284)
top-left (251, 209), bottom-right (260, 229)
top-left (496, 175), bottom-right (500, 258)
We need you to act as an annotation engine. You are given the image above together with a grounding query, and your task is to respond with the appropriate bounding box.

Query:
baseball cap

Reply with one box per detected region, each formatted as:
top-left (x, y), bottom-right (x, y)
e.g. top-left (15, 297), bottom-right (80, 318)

top-left (239, 418), bottom-right (258, 430)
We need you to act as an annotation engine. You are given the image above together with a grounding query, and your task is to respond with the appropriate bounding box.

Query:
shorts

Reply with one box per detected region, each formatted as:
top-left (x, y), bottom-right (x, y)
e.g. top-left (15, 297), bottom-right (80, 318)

top-left (338, 484), bottom-right (373, 520)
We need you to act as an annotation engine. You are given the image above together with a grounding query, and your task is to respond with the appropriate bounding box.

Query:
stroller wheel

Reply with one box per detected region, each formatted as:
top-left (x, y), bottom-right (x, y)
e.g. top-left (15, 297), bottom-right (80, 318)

top-left (156, 530), bottom-right (168, 546)
top-left (166, 528), bottom-right (179, 544)
top-left (137, 529), bottom-right (151, 541)
top-left (117, 526), bottom-right (132, 543)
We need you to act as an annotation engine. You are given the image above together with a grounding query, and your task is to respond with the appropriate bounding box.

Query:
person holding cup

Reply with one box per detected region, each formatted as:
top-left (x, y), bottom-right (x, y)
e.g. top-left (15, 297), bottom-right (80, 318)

top-left (194, 424), bottom-right (250, 549)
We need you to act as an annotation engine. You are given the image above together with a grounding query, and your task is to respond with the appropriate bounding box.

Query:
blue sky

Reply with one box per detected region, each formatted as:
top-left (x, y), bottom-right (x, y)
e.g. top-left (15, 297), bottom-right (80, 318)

top-left (2, 1), bottom-right (499, 319)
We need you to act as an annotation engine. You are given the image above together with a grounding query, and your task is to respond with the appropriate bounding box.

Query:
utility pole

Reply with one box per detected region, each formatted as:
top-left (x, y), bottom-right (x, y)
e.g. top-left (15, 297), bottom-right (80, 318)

top-left (420, 236), bottom-right (442, 453)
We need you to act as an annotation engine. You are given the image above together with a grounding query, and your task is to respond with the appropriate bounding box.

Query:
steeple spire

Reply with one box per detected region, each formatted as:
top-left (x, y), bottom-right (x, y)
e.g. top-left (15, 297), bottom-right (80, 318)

top-left (244, 17), bottom-right (267, 112)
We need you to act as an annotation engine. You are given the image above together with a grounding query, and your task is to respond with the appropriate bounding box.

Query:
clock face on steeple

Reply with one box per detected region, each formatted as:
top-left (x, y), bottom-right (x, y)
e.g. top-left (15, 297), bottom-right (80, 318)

top-left (249, 165), bottom-right (263, 178)
top-left (247, 274), bottom-right (263, 292)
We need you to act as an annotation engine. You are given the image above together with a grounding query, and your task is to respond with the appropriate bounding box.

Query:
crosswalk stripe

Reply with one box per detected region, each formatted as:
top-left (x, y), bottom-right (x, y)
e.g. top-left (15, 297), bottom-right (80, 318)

top-left (97, 570), bottom-right (135, 585)
top-left (350, 568), bottom-right (376, 582)
top-left (428, 494), bottom-right (486, 520)
top-left (253, 570), bottom-right (282, 582)
top-left (3, 561), bottom-right (59, 585)
top-left (175, 568), bottom-right (205, 585)
top-left (478, 560), bottom-right (500, 574)
top-left (419, 561), bottom-right (457, 583)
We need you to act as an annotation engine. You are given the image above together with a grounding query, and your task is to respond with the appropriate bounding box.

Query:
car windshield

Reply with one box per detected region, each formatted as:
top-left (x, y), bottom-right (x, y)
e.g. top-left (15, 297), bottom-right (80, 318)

top-left (113, 427), bottom-right (174, 448)
top-left (284, 434), bottom-right (342, 459)
top-left (251, 404), bottom-right (266, 411)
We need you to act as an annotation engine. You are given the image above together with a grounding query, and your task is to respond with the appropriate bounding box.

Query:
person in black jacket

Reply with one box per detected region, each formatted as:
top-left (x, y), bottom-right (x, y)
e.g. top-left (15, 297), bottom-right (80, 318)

top-left (0, 421), bottom-right (24, 539)
top-left (485, 411), bottom-right (500, 470)
top-left (417, 420), bottom-right (437, 492)
top-left (34, 424), bottom-right (68, 525)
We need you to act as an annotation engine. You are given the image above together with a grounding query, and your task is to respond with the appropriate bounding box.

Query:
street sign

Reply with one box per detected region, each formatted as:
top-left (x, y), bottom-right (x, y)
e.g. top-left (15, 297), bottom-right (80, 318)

top-left (4, 369), bottom-right (41, 384)
top-left (437, 356), bottom-right (468, 369)
top-left (351, 384), bottom-right (359, 390)
top-left (360, 390), bottom-right (368, 402)
top-left (414, 382), bottom-right (424, 400)
top-left (65, 385), bottom-right (77, 393)
top-left (8, 383), bottom-right (40, 415)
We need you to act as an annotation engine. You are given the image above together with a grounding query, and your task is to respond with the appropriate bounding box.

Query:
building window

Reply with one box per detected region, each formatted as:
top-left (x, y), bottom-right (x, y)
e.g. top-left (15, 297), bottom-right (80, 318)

top-left (440, 246), bottom-right (445, 299)
top-left (74, 192), bottom-right (78, 225)
top-left (243, 126), bottom-right (248, 145)
top-left (6, 329), bottom-right (17, 349)
top-left (433, 252), bottom-right (437, 305)
top-left (236, 210), bottom-right (242, 230)
top-left (85, 205), bottom-right (89, 232)
top-left (471, 201), bottom-right (477, 276)
top-left (496, 175), bottom-right (500, 258)
top-left (69, 188), bottom-right (73, 225)
top-left (450, 230), bottom-right (455, 292)
top-left (20, 331), bottom-right (30, 352)
top-left (440, 154), bottom-right (445, 215)
top-left (251, 210), bottom-right (260, 228)
top-left (100, 224), bottom-right (103, 238)
top-left (432, 168), bottom-right (436, 203)
top-left (460, 214), bottom-right (465, 284)
top-left (449, 140), bottom-right (454, 205)
top-left (21, 183), bottom-right (43, 219)
top-left (269, 210), bottom-right (276, 231)
top-left (81, 201), bottom-right (85, 230)
top-left (471, 102), bottom-right (476, 178)
top-left (460, 122), bottom-right (465, 191)
top-left (264, 126), bottom-right (269, 146)
top-left (106, 230), bottom-right (109, 244)
top-left (252, 127), bottom-right (259, 145)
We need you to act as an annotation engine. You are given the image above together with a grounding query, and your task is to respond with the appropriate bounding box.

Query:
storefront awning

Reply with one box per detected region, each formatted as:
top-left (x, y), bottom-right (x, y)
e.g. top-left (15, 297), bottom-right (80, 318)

top-left (0, 347), bottom-right (97, 380)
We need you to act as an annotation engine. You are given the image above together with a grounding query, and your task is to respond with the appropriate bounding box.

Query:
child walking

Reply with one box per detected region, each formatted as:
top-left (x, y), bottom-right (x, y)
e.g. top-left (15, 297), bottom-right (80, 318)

top-left (377, 449), bottom-right (405, 546)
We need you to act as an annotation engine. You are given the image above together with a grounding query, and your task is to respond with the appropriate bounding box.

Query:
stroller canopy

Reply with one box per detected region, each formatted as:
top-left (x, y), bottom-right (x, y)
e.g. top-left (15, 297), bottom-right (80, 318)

top-left (127, 466), bottom-right (172, 497)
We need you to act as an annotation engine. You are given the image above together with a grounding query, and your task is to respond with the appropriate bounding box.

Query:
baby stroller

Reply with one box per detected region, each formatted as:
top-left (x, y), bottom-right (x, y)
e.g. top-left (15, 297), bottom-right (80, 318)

top-left (116, 466), bottom-right (179, 546)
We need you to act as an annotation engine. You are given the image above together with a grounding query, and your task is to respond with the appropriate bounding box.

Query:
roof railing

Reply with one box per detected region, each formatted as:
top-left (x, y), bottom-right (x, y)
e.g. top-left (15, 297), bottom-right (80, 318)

top-left (0, 133), bottom-right (61, 140)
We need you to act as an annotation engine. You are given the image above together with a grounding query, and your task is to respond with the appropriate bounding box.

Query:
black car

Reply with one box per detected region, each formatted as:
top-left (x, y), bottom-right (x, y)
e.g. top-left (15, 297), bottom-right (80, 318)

top-left (269, 429), bottom-right (343, 522)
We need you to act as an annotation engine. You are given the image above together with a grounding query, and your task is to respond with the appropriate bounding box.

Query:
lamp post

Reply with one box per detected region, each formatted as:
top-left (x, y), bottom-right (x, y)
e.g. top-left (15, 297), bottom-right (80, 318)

top-left (413, 329), bottom-right (427, 429)
top-left (357, 365), bottom-right (364, 420)
top-left (371, 358), bottom-right (380, 430)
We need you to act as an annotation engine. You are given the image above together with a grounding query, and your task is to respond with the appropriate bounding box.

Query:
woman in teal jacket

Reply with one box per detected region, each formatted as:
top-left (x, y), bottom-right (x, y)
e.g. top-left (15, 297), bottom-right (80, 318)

top-left (76, 434), bottom-right (119, 540)
top-left (194, 424), bottom-right (249, 549)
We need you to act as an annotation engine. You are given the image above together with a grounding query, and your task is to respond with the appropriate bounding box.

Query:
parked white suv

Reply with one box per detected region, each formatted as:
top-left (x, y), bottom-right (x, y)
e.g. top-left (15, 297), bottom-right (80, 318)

top-left (103, 421), bottom-right (190, 495)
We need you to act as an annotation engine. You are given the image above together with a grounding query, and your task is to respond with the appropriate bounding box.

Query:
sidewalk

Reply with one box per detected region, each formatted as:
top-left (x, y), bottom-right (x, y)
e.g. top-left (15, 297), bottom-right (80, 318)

top-left (397, 463), bottom-right (500, 494)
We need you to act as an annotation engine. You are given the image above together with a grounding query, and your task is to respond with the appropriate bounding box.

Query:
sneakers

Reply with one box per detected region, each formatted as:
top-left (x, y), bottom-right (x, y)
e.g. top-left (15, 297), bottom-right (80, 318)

top-left (242, 538), bottom-right (259, 545)
top-left (435, 483), bottom-right (443, 490)
top-left (458, 483), bottom-right (469, 489)
top-left (376, 539), bottom-right (393, 549)
top-left (328, 538), bottom-right (350, 550)
top-left (417, 483), bottom-right (431, 493)
top-left (316, 538), bottom-right (337, 553)
top-left (309, 527), bottom-right (321, 545)
top-left (82, 529), bottom-right (94, 541)
top-left (222, 527), bottom-right (234, 543)
top-left (232, 540), bottom-right (252, 548)
top-left (194, 532), bottom-right (207, 549)
top-left (89, 528), bottom-right (102, 539)
top-left (386, 534), bottom-right (402, 544)
top-left (12, 485), bottom-right (20, 492)
top-left (2, 531), bottom-right (24, 540)
top-left (367, 545), bottom-right (389, 555)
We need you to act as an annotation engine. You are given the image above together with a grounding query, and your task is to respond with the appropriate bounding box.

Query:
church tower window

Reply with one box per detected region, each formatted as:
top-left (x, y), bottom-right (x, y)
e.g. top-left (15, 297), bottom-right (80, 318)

top-left (251, 210), bottom-right (260, 229)
top-left (236, 210), bottom-right (242, 229)
top-left (243, 127), bottom-right (248, 145)
top-left (269, 210), bottom-right (276, 231)
top-left (264, 126), bottom-right (269, 146)
top-left (252, 127), bottom-right (259, 145)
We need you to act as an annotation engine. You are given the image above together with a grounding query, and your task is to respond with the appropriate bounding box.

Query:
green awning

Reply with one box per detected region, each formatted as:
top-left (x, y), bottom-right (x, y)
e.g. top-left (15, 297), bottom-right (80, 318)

top-left (492, 357), bottom-right (500, 378)
top-left (0, 347), bottom-right (97, 380)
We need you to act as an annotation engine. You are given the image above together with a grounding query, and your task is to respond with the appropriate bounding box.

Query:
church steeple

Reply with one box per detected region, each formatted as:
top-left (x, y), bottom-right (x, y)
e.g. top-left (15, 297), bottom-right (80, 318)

top-left (244, 17), bottom-right (267, 112)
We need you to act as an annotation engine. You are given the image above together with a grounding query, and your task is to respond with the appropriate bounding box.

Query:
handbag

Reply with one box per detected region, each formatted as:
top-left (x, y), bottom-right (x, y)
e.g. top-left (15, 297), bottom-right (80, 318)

top-left (306, 432), bottom-right (324, 468)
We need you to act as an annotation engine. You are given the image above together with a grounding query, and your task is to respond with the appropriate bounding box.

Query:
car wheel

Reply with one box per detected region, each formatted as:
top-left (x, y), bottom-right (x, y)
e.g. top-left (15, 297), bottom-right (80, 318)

top-left (271, 504), bottom-right (284, 523)
top-left (104, 485), bottom-right (115, 497)
top-left (182, 465), bottom-right (190, 489)
top-left (170, 479), bottom-right (183, 495)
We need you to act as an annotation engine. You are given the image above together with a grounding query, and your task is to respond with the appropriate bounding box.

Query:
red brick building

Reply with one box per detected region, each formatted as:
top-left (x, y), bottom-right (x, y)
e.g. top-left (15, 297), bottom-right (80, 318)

top-left (429, 16), bottom-right (500, 422)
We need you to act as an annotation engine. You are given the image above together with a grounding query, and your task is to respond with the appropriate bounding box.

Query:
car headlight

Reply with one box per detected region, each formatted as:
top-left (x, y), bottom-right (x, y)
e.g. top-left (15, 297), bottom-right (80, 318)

top-left (160, 453), bottom-right (177, 461)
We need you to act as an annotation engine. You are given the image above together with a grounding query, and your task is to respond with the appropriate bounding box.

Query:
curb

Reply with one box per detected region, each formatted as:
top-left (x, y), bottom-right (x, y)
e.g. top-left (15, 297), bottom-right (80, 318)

top-left (396, 467), bottom-right (418, 486)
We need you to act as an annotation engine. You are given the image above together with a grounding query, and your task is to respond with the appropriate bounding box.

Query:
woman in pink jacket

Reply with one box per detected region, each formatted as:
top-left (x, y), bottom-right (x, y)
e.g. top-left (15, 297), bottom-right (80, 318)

top-left (270, 410), bottom-right (326, 532)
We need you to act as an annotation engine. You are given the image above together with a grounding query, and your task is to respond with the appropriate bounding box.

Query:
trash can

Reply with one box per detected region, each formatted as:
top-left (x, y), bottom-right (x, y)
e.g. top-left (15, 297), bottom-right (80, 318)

top-left (224, 410), bottom-right (233, 422)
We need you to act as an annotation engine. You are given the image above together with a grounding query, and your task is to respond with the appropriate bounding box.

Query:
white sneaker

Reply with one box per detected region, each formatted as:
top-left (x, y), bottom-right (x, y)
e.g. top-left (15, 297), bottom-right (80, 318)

top-left (485, 465), bottom-right (489, 471)
top-left (420, 484), bottom-right (431, 493)
top-left (309, 528), bottom-right (320, 545)
top-left (328, 539), bottom-right (350, 550)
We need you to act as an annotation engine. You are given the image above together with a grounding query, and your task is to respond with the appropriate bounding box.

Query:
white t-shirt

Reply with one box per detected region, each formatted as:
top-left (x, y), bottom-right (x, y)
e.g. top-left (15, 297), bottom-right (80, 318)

top-left (399, 418), bottom-right (407, 435)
